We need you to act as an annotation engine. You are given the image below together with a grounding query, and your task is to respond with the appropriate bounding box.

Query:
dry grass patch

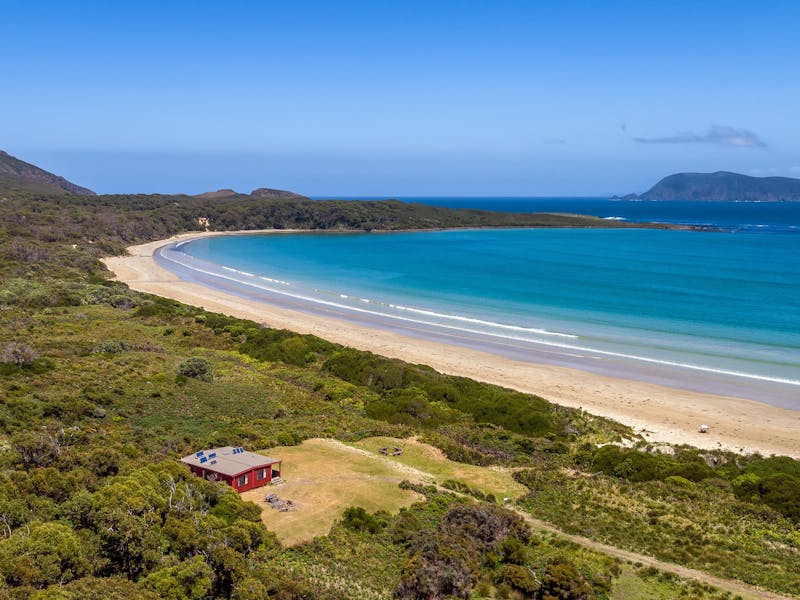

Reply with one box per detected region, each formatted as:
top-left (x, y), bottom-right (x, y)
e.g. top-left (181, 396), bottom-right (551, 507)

top-left (351, 436), bottom-right (527, 501)
top-left (241, 436), bottom-right (527, 546)
top-left (240, 438), bottom-right (425, 546)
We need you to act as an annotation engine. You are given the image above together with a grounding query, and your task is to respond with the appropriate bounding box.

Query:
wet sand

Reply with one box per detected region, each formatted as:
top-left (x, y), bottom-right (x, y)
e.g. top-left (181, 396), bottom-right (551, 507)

top-left (102, 230), bottom-right (800, 458)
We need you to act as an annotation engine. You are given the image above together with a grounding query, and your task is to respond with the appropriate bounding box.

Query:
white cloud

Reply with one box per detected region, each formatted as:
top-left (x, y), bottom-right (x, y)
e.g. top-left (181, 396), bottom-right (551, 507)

top-left (634, 125), bottom-right (766, 148)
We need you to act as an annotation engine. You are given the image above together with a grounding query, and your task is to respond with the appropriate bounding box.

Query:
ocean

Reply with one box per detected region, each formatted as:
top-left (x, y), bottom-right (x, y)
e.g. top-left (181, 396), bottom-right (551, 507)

top-left (159, 199), bottom-right (800, 407)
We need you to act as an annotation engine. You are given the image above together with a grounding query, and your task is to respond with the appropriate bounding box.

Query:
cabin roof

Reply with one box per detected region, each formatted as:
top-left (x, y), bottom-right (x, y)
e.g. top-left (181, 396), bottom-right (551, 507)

top-left (180, 446), bottom-right (280, 477)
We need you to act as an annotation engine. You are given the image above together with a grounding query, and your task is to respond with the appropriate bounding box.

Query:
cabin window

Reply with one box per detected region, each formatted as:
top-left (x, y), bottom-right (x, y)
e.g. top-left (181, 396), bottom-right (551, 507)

top-left (237, 474), bottom-right (248, 487)
top-left (256, 468), bottom-right (266, 481)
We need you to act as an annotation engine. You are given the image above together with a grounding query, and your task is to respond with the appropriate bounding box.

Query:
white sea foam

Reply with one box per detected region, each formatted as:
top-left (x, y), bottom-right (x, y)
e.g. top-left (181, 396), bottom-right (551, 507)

top-left (390, 304), bottom-right (577, 338)
top-left (160, 246), bottom-right (800, 388)
top-left (222, 266), bottom-right (255, 277)
top-left (259, 276), bottom-right (289, 285)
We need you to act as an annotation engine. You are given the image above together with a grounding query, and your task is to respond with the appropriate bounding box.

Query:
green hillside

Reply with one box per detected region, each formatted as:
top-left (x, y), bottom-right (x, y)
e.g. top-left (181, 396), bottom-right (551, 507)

top-left (0, 187), bottom-right (796, 599)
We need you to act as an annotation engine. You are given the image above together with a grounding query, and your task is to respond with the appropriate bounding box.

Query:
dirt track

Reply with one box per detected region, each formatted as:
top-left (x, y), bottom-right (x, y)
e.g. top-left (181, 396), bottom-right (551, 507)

top-left (514, 510), bottom-right (796, 600)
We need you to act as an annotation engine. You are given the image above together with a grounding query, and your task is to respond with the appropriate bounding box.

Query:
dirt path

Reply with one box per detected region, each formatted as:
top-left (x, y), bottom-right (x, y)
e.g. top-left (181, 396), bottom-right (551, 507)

top-left (513, 510), bottom-right (795, 600)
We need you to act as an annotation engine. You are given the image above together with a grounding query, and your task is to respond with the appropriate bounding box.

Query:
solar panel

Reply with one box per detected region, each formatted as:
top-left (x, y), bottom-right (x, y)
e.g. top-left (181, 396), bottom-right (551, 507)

top-left (195, 451), bottom-right (204, 458)
top-left (208, 453), bottom-right (217, 459)
top-left (200, 456), bottom-right (207, 463)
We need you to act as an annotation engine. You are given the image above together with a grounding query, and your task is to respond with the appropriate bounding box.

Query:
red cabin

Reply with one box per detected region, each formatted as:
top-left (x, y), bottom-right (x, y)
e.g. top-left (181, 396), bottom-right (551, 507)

top-left (181, 446), bottom-right (282, 493)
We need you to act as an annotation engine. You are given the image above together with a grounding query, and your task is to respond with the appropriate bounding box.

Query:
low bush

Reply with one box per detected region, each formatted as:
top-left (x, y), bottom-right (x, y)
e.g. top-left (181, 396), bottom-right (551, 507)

top-left (1, 342), bottom-right (39, 365)
top-left (177, 357), bottom-right (213, 382)
top-left (340, 507), bottom-right (386, 534)
top-left (92, 341), bottom-right (130, 354)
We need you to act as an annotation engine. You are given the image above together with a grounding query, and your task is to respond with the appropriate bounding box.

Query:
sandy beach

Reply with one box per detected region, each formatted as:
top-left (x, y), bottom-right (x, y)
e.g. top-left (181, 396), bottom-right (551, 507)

top-left (102, 230), bottom-right (800, 458)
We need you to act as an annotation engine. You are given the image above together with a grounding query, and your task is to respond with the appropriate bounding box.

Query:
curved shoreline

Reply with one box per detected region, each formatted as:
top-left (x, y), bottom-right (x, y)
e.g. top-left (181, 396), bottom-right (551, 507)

top-left (155, 236), bottom-right (800, 403)
top-left (102, 230), bottom-right (800, 458)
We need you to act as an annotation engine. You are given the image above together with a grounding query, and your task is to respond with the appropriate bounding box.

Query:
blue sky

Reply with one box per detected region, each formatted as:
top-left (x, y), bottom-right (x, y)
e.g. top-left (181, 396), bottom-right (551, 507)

top-left (2, 1), bottom-right (798, 196)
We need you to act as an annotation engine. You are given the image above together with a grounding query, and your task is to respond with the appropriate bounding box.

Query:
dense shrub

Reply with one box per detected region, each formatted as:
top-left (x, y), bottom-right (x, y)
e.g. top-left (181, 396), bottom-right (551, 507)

top-left (0, 279), bottom-right (52, 308)
top-left (537, 558), bottom-right (595, 600)
top-left (664, 475), bottom-right (694, 489)
top-left (92, 341), bottom-right (131, 354)
top-left (743, 455), bottom-right (800, 479)
top-left (135, 297), bottom-right (190, 318)
top-left (0, 521), bottom-right (89, 588)
top-left (757, 474), bottom-right (800, 521)
top-left (275, 431), bottom-right (301, 446)
top-left (0, 279), bottom-right (85, 308)
top-left (340, 506), bottom-right (386, 534)
top-left (141, 556), bottom-right (213, 600)
top-left (731, 472), bottom-right (761, 501)
top-left (443, 503), bottom-right (530, 547)
top-left (503, 563), bottom-right (539, 594)
top-left (366, 387), bottom-right (460, 428)
top-left (592, 446), bottom-right (713, 483)
top-left (177, 357), bottom-right (213, 381)
top-left (396, 502), bottom-right (533, 599)
top-left (323, 348), bottom-right (560, 438)
top-left (733, 472), bottom-right (800, 521)
top-left (240, 329), bottom-right (334, 366)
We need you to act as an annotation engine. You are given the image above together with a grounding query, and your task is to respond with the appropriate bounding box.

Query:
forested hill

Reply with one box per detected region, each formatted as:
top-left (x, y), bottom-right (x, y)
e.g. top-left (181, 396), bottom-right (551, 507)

top-left (619, 171), bottom-right (800, 201)
top-left (0, 192), bottom-right (675, 264)
top-left (0, 150), bottom-right (95, 196)
top-left (194, 187), bottom-right (310, 200)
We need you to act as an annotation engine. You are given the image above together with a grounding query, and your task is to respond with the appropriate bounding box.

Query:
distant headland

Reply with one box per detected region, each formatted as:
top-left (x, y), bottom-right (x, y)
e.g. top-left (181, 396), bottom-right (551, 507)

top-left (616, 171), bottom-right (800, 202)
top-left (0, 149), bottom-right (311, 201)
top-left (194, 187), bottom-right (310, 201)
top-left (0, 150), bottom-right (95, 196)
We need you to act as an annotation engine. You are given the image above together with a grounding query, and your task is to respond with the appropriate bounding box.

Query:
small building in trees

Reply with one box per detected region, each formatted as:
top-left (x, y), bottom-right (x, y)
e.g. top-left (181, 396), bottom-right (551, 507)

top-left (181, 446), bottom-right (282, 493)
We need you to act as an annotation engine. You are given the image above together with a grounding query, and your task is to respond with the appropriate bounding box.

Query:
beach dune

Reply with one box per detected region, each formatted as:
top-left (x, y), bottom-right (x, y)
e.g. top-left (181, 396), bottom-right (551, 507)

top-left (102, 231), bottom-right (800, 459)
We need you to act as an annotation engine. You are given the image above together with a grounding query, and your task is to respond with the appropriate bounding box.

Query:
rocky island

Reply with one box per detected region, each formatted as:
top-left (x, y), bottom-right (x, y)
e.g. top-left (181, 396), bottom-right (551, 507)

top-left (617, 171), bottom-right (800, 201)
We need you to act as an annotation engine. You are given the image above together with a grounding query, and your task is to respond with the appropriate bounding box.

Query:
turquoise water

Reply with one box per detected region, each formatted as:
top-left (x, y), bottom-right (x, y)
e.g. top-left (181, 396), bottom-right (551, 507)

top-left (179, 227), bottom-right (800, 388)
